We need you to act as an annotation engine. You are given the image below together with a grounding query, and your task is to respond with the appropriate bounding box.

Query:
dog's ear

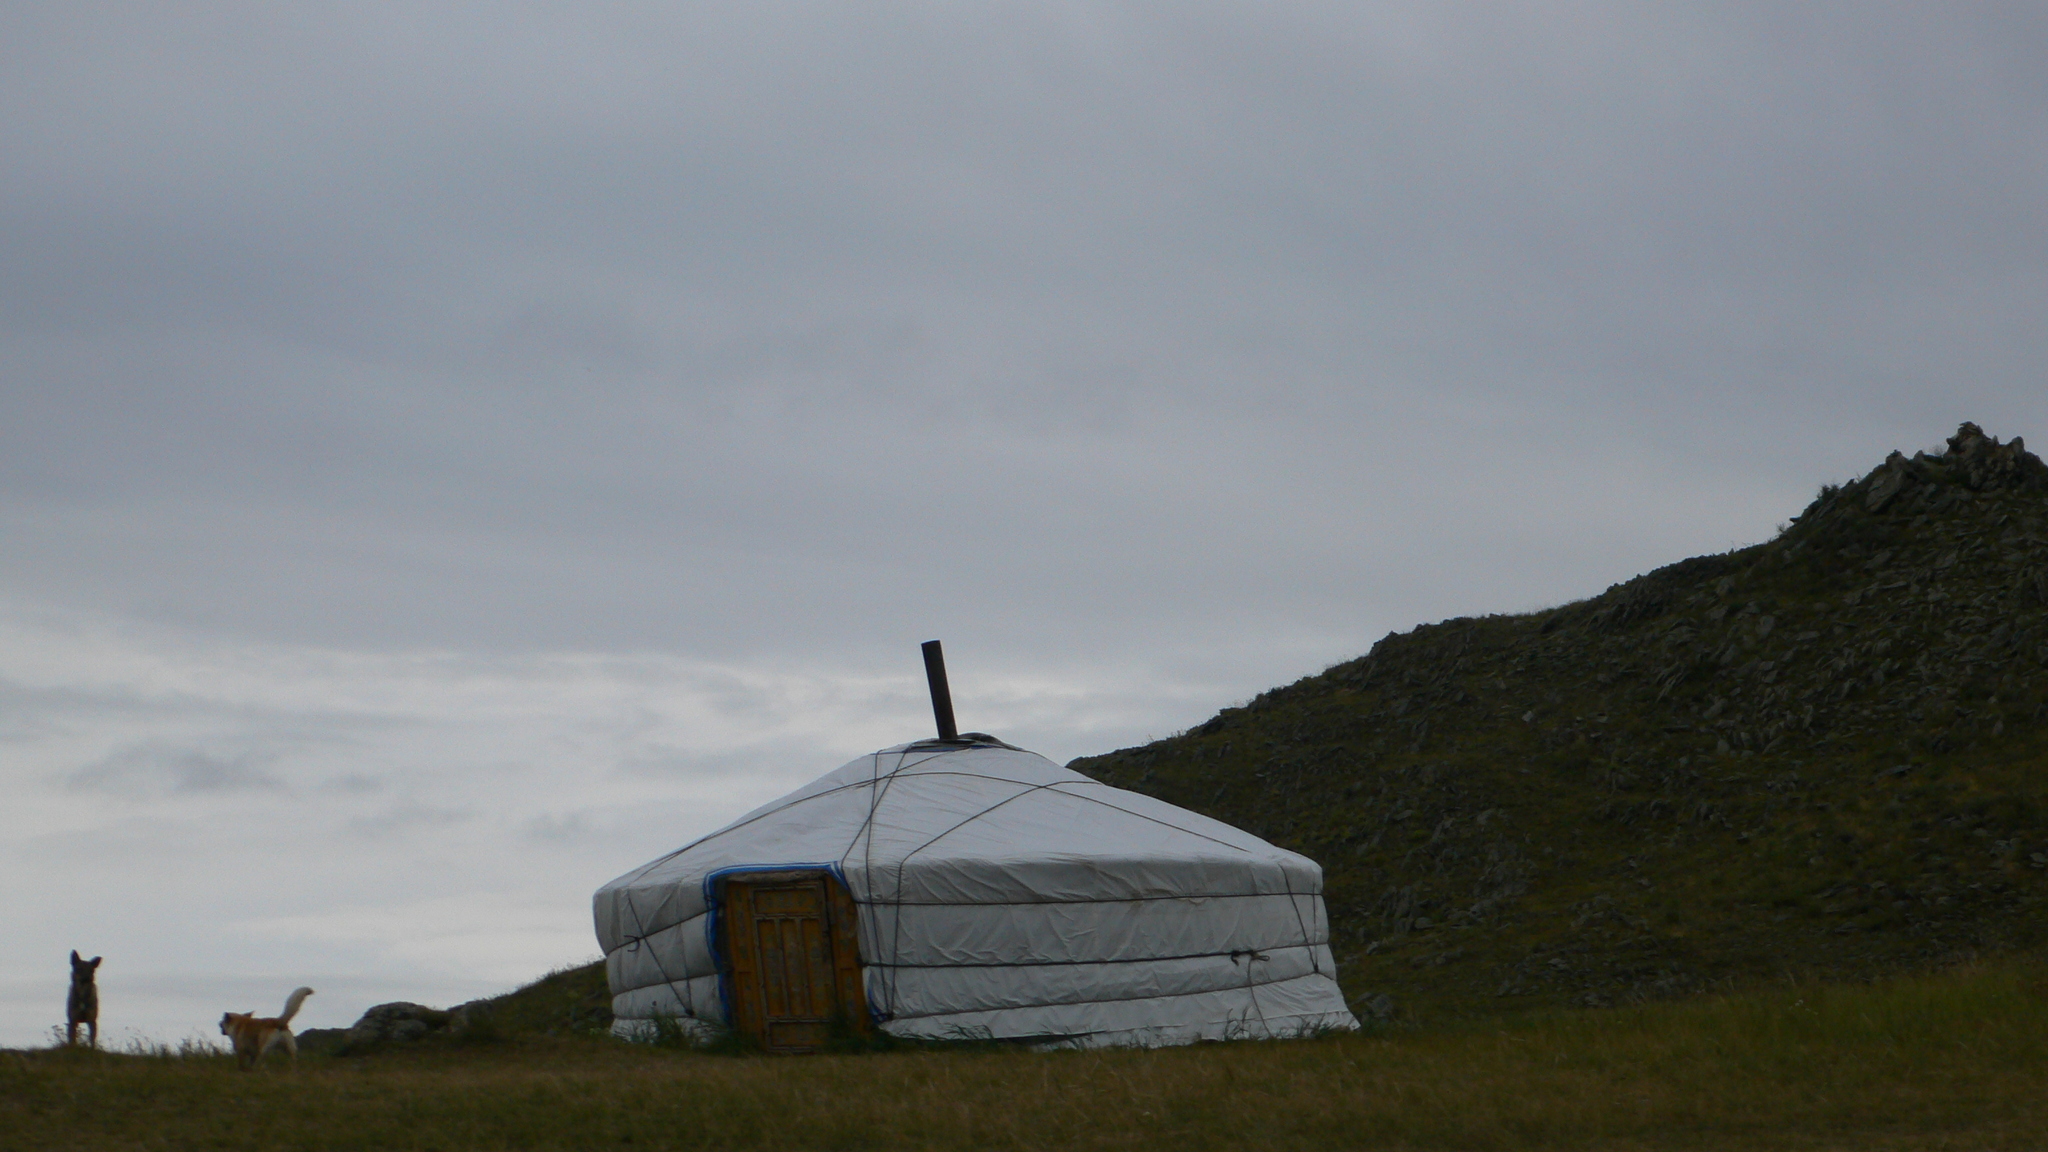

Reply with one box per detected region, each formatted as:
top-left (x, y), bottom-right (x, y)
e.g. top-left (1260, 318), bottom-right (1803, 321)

top-left (71, 950), bottom-right (81, 965)
top-left (89, 957), bottom-right (102, 969)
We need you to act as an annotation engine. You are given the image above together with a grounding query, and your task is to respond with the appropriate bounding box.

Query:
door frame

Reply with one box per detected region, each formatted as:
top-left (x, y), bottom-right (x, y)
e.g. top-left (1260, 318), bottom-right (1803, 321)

top-left (709, 866), bottom-right (870, 1051)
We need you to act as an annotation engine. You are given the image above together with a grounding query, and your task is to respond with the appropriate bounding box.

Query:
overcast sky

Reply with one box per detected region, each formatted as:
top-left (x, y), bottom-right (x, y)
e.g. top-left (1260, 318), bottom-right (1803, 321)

top-left (4, 2), bottom-right (2044, 1048)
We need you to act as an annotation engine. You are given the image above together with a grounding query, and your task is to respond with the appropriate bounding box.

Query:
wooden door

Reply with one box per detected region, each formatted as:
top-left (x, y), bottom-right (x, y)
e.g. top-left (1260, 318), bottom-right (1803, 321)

top-left (719, 871), bottom-right (868, 1052)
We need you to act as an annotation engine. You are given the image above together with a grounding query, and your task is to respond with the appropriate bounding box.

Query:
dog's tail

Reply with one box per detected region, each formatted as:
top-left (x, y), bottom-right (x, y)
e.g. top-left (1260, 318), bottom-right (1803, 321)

top-left (277, 987), bottom-right (314, 1024)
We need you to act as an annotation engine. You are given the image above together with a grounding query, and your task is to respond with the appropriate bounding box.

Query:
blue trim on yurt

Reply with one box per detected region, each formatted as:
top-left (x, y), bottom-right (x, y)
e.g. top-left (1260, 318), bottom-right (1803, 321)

top-left (701, 862), bottom-right (867, 1030)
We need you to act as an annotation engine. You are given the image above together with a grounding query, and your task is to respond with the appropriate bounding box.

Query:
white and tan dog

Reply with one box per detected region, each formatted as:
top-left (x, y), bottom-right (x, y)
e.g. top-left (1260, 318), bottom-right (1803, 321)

top-left (220, 987), bottom-right (314, 1069)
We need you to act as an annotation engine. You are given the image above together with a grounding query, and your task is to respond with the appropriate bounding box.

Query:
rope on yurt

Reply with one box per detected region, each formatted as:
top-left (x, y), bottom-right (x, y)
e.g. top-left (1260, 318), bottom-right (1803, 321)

top-left (877, 747), bottom-right (1030, 1017)
top-left (621, 892), bottom-right (696, 1022)
top-left (948, 774), bottom-right (1254, 852)
top-left (873, 766), bottom-right (1183, 1024)
top-left (827, 743), bottom-right (1339, 1032)
top-left (1281, 867), bottom-right (1323, 975)
top-left (839, 745), bottom-right (925, 1020)
top-left (615, 758), bottom-right (959, 889)
top-left (1229, 947), bottom-right (1273, 1034)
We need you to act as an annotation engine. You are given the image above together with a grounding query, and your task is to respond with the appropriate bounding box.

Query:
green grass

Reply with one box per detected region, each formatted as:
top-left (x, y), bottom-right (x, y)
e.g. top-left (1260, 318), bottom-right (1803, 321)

top-left (7, 958), bottom-right (2047, 1150)
top-left (470, 959), bottom-right (613, 1037)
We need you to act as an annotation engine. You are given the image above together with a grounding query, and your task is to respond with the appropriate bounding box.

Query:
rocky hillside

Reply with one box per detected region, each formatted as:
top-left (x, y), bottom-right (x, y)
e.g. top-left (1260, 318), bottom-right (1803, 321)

top-left (1073, 424), bottom-right (2048, 1020)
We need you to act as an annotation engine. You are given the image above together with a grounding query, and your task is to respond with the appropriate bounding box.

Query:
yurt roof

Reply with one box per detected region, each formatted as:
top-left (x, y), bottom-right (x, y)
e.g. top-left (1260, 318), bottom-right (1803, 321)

top-left (593, 737), bottom-right (1324, 955)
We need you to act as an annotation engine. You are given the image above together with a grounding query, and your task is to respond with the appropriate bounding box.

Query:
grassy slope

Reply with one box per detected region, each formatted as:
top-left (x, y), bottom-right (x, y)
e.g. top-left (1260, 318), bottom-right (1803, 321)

top-left (1073, 425), bottom-right (2048, 1020)
top-left (476, 960), bottom-right (613, 1036)
top-left (289, 960), bottom-right (614, 1057)
top-left (6, 959), bottom-right (2047, 1151)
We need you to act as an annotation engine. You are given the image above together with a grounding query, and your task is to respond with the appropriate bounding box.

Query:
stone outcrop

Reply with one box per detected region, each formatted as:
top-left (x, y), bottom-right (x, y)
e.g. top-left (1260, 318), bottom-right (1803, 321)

top-left (322, 999), bottom-right (496, 1052)
top-left (1859, 423), bottom-right (2044, 513)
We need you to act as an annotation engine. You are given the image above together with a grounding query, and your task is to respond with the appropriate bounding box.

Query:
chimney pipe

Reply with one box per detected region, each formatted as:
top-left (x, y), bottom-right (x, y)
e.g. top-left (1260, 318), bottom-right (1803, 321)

top-left (921, 640), bottom-right (959, 742)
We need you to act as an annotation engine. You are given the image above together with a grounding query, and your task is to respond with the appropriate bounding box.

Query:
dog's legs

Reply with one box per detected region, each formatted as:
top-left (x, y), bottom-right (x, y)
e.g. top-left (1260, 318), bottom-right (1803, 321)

top-left (283, 1031), bottom-right (298, 1065)
top-left (66, 1021), bottom-right (77, 1046)
top-left (255, 1030), bottom-right (285, 1069)
top-left (87, 1019), bottom-right (97, 1048)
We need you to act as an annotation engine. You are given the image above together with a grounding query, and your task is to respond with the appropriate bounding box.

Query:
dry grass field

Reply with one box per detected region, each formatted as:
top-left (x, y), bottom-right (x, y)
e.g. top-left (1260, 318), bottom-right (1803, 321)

top-left (6, 958), bottom-right (2047, 1151)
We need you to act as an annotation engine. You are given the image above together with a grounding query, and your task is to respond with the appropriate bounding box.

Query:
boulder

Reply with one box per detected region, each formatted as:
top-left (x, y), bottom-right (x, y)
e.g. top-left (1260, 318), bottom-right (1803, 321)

top-left (334, 998), bottom-right (500, 1052)
top-left (1945, 422), bottom-right (2047, 491)
top-left (342, 1002), bottom-right (448, 1048)
top-left (292, 1027), bottom-right (347, 1055)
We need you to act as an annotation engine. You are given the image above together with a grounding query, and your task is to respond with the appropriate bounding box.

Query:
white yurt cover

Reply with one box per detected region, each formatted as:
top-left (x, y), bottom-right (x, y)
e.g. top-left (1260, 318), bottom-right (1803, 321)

top-left (594, 737), bottom-right (1359, 1047)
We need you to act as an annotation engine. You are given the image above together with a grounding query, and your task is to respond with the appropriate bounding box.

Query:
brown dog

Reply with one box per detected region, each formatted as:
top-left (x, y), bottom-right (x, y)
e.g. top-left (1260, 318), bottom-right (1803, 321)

top-left (66, 951), bottom-right (101, 1047)
top-left (220, 987), bottom-right (314, 1069)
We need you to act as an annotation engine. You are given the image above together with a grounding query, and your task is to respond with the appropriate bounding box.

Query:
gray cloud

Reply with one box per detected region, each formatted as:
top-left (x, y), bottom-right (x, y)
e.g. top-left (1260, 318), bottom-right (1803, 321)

top-left (66, 743), bottom-right (286, 796)
top-left (523, 811), bottom-right (600, 846)
top-left (318, 773), bottom-right (386, 796)
top-left (346, 802), bottom-right (474, 839)
top-left (10, 6), bottom-right (2042, 666)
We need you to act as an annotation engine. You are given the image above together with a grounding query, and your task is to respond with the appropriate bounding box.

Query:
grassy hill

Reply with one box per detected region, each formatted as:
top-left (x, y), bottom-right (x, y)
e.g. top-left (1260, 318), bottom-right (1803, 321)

top-left (290, 960), bottom-right (614, 1055)
top-left (468, 960), bottom-right (613, 1037)
top-left (1072, 423), bottom-right (2048, 1021)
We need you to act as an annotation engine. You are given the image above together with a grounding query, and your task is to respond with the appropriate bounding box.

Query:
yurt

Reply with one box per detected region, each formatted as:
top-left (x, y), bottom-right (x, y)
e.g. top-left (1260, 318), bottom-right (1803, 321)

top-left (592, 645), bottom-right (1358, 1051)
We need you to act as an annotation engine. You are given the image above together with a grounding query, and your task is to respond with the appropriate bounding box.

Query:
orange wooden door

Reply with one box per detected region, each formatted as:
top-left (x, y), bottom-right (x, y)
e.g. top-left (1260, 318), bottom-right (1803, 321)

top-left (720, 872), bottom-right (868, 1052)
